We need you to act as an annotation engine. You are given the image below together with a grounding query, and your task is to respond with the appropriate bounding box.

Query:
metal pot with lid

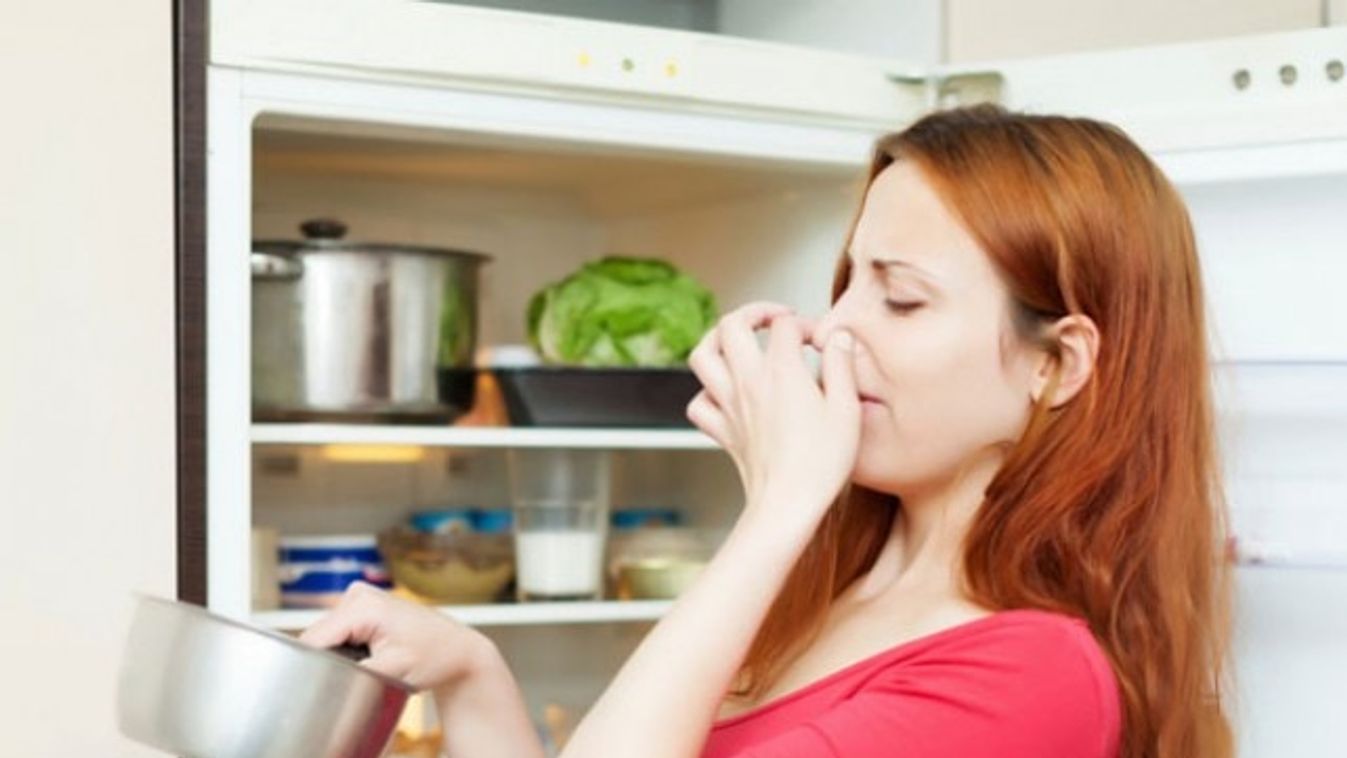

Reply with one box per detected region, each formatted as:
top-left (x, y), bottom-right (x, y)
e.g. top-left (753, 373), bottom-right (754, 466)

top-left (251, 218), bottom-right (490, 423)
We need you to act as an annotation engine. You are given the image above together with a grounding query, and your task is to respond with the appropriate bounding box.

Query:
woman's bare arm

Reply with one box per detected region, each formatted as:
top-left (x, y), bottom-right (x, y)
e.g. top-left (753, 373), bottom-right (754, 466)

top-left (559, 501), bottom-right (818, 758)
top-left (433, 636), bottom-right (547, 758)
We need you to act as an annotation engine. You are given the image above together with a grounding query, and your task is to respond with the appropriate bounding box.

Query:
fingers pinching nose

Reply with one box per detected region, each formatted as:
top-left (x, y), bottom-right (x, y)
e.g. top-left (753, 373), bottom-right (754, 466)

top-left (830, 330), bottom-right (854, 352)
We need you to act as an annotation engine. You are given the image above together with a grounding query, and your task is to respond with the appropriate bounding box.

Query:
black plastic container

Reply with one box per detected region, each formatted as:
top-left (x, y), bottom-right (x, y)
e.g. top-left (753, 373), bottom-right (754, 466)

top-left (436, 366), bottom-right (479, 416)
top-left (493, 367), bottom-right (701, 428)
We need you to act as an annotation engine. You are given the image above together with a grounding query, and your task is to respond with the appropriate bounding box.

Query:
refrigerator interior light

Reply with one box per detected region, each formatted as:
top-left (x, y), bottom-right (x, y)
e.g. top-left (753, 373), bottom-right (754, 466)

top-left (320, 444), bottom-right (428, 464)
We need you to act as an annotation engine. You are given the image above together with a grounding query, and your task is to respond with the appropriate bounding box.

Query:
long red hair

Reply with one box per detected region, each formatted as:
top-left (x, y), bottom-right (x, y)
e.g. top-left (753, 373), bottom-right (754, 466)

top-left (732, 104), bottom-right (1234, 758)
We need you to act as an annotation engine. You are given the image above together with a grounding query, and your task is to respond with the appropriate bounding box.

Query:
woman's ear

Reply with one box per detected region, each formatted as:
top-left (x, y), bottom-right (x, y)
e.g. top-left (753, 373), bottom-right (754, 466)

top-left (1031, 314), bottom-right (1099, 408)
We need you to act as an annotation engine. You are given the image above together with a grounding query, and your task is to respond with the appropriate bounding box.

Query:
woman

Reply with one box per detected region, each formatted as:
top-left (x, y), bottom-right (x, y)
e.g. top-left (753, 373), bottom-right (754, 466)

top-left (300, 104), bottom-right (1234, 758)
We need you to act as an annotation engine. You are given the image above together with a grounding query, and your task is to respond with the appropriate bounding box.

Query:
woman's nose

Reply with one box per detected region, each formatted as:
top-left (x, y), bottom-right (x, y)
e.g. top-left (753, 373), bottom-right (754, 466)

top-left (810, 310), bottom-right (842, 351)
top-left (811, 290), bottom-right (868, 351)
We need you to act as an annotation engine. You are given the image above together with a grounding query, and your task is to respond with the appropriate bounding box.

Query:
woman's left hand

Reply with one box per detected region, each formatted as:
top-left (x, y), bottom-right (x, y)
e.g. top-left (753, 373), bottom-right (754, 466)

top-left (559, 303), bottom-right (861, 757)
top-left (684, 301), bottom-right (862, 537)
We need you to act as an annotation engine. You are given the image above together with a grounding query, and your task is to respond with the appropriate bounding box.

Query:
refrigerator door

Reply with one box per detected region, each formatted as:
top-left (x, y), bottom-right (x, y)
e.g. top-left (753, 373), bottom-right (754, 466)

top-left (936, 26), bottom-right (1347, 155)
top-left (937, 28), bottom-right (1347, 363)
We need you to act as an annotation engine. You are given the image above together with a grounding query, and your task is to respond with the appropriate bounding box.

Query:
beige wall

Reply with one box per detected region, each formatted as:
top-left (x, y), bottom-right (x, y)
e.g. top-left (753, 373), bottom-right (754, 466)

top-left (0, 1), bottom-right (177, 754)
top-left (719, 0), bottom-right (944, 63)
top-left (947, 0), bottom-right (1325, 61)
top-left (1333, 0), bottom-right (1347, 25)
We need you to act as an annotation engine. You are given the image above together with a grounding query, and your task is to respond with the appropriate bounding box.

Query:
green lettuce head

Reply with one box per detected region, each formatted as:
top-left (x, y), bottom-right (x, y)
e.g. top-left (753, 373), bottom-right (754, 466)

top-left (526, 256), bottom-right (718, 367)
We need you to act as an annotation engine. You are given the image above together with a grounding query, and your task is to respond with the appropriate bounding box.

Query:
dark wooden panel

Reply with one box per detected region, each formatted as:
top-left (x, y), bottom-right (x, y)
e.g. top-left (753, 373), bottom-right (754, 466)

top-left (174, 0), bottom-right (208, 605)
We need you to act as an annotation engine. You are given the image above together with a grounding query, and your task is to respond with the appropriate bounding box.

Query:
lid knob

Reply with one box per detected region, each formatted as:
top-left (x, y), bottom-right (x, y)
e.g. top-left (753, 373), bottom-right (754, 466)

top-left (300, 218), bottom-right (349, 240)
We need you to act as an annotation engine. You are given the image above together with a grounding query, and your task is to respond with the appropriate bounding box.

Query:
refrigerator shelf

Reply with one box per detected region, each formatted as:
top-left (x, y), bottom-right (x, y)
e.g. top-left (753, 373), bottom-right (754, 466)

top-left (251, 423), bottom-right (720, 451)
top-left (253, 599), bottom-right (673, 631)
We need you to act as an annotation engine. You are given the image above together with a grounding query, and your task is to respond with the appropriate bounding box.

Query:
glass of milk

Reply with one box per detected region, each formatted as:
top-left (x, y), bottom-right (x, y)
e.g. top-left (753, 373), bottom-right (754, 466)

top-left (507, 448), bottom-right (611, 601)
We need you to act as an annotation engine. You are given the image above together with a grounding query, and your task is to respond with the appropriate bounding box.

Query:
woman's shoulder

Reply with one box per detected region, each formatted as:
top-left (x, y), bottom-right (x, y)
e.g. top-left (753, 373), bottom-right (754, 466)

top-left (931, 606), bottom-right (1111, 657)
top-left (899, 607), bottom-right (1118, 698)
top-left (872, 607), bottom-right (1123, 754)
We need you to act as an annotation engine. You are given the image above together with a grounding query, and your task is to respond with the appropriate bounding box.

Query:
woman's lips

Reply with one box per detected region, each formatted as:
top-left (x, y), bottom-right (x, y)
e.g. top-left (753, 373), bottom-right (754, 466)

top-left (859, 393), bottom-right (884, 406)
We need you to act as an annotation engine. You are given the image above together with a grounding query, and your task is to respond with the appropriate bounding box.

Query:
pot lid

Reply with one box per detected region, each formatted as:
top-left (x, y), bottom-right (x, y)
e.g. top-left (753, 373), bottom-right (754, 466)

top-left (253, 218), bottom-right (491, 261)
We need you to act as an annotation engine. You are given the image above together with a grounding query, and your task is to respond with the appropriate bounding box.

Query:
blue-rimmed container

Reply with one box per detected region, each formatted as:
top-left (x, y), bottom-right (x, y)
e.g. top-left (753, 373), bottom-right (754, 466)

top-left (472, 508), bottom-right (514, 534)
top-left (409, 508), bottom-right (476, 535)
top-left (278, 535), bottom-right (391, 609)
top-left (409, 507), bottom-right (514, 535)
top-left (611, 507), bottom-right (682, 531)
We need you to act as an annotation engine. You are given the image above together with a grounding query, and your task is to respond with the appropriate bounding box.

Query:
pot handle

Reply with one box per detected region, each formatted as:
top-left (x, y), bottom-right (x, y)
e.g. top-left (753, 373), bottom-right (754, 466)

top-left (329, 642), bottom-right (372, 662)
top-left (300, 218), bottom-right (349, 240)
top-left (250, 250), bottom-right (304, 281)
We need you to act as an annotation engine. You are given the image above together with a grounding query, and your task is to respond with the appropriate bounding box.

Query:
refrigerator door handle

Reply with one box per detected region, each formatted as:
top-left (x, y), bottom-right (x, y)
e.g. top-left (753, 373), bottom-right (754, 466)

top-left (886, 69), bottom-right (1006, 111)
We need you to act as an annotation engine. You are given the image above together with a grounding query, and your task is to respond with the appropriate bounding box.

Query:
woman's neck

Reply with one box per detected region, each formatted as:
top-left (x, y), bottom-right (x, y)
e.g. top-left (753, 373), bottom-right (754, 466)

top-left (851, 448), bottom-right (1005, 604)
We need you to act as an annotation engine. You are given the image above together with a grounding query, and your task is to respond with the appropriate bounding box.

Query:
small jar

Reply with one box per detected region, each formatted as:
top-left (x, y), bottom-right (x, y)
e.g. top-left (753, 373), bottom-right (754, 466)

top-left (607, 509), bottom-right (712, 600)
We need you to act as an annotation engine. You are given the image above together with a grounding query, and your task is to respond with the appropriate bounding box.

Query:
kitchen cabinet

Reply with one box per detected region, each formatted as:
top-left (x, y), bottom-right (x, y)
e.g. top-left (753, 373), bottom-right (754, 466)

top-left (201, 2), bottom-right (1347, 751)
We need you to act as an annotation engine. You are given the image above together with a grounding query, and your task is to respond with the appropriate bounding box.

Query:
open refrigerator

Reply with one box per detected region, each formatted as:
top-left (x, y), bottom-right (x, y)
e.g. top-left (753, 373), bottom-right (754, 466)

top-left (203, 2), bottom-right (1347, 755)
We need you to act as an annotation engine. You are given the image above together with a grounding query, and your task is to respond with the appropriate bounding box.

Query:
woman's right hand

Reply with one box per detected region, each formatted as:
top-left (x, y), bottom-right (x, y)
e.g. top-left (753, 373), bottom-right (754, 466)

top-left (300, 583), bottom-right (545, 758)
top-left (298, 581), bottom-right (493, 692)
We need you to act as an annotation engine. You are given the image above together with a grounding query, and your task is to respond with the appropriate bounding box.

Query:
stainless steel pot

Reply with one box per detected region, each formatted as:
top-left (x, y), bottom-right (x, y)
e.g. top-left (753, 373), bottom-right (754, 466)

top-left (117, 595), bottom-right (413, 758)
top-left (252, 218), bottom-right (490, 422)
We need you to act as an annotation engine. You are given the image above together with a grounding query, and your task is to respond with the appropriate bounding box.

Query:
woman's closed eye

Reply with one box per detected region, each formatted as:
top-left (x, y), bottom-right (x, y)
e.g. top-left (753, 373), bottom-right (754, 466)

top-left (884, 299), bottom-right (925, 315)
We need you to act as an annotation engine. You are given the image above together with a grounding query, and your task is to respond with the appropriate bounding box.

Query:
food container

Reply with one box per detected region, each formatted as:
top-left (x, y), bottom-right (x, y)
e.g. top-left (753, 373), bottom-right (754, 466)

top-left (444, 346), bottom-right (518, 427)
top-left (493, 366), bottom-right (701, 427)
top-left (605, 507), bottom-right (677, 597)
top-left (278, 535), bottom-right (392, 609)
top-left (379, 511), bottom-right (515, 604)
top-left (448, 344), bottom-right (535, 428)
top-left (616, 557), bottom-right (708, 599)
top-left (607, 509), bottom-right (712, 600)
top-left (390, 692), bottom-right (444, 758)
top-left (251, 526), bottom-right (281, 611)
top-left (251, 218), bottom-right (491, 423)
top-left (409, 508), bottom-right (476, 535)
top-left (508, 449), bottom-right (611, 601)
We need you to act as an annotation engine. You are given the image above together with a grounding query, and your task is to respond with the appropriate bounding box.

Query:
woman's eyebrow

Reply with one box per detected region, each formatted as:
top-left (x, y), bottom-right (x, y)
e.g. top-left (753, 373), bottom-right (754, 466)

top-left (849, 247), bottom-right (940, 283)
top-left (845, 245), bottom-right (932, 274)
top-left (875, 258), bottom-right (934, 277)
